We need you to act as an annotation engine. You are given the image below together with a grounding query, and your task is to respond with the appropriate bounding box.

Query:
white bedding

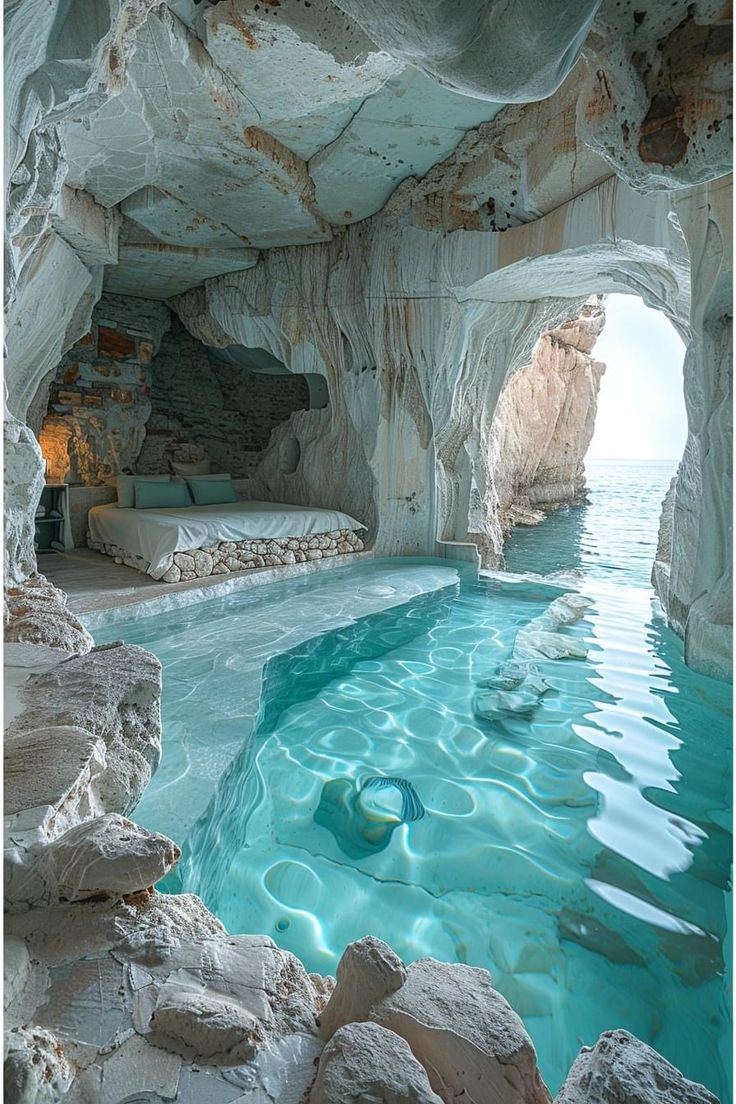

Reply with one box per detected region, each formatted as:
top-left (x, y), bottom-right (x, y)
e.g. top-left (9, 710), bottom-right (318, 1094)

top-left (88, 500), bottom-right (366, 578)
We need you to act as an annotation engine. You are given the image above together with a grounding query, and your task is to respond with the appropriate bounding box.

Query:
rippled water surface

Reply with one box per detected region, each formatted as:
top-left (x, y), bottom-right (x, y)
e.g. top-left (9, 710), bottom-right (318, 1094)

top-left (96, 460), bottom-right (732, 1098)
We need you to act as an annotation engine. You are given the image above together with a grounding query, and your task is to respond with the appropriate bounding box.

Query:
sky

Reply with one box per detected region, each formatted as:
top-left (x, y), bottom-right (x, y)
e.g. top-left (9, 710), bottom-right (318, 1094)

top-left (586, 293), bottom-right (687, 461)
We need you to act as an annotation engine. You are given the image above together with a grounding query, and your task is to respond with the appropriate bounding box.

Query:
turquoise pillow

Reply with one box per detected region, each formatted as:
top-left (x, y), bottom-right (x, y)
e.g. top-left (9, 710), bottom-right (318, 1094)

top-left (186, 476), bottom-right (238, 505)
top-left (134, 480), bottom-right (192, 509)
top-left (117, 473), bottom-right (169, 509)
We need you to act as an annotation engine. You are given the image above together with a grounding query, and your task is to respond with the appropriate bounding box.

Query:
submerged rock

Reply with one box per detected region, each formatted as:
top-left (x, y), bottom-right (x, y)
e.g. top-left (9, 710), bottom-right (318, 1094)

top-left (514, 628), bottom-right (589, 661)
top-left (315, 774), bottom-right (425, 858)
top-left (557, 908), bottom-right (647, 968)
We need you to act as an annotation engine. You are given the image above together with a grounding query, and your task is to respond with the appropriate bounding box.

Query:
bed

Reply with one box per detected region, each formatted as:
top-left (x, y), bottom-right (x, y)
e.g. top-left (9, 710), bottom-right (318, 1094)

top-left (87, 500), bottom-right (366, 582)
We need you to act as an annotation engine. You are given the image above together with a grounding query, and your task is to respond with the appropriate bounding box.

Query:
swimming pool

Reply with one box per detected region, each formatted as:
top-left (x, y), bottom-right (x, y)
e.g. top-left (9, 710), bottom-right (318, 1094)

top-left (93, 461), bottom-right (732, 1098)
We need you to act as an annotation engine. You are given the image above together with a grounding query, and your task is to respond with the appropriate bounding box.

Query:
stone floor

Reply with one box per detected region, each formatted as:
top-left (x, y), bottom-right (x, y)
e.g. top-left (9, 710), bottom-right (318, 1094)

top-left (40, 546), bottom-right (375, 617)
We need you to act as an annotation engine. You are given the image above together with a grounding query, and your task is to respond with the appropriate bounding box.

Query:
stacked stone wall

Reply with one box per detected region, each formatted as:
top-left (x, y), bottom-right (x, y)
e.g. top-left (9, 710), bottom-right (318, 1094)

top-left (137, 317), bottom-right (310, 478)
top-left (87, 528), bottom-right (365, 582)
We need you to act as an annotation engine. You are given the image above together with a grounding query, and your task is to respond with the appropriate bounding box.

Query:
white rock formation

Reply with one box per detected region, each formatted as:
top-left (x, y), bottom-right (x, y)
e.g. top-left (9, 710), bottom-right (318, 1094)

top-left (5, 726), bottom-right (106, 826)
top-left (3, 417), bottom-right (46, 586)
top-left (34, 813), bottom-right (180, 904)
top-left (652, 475), bottom-right (677, 603)
top-left (330, 0), bottom-right (600, 102)
top-left (318, 935), bottom-right (407, 1040)
top-left (4, 574), bottom-right (94, 662)
top-left (477, 298), bottom-right (606, 563)
top-left (371, 958), bottom-right (552, 1104)
top-left (555, 1029), bottom-right (719, 1104)
top-left (7, 643), bottom-right (162, 816)
top-left (4, 1026), bottom-right (74, 1104)
top-left (310, 1021), bottom-right (444, 1104)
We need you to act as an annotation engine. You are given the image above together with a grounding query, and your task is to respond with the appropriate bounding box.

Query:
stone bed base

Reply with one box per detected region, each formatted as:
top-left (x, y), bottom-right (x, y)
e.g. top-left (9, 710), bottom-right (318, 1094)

top-left (87, 528), bottom-right (365, 583)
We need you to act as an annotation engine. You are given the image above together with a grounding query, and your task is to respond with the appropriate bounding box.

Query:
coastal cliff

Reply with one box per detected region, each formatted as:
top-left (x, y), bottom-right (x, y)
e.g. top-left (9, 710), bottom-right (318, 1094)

top-left (477, 298), bottom-right (606, 564)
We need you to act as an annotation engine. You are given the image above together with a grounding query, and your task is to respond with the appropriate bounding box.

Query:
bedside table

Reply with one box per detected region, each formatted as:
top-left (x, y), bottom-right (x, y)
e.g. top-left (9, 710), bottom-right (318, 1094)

top-left (35, 484), bottom-right (74, 554)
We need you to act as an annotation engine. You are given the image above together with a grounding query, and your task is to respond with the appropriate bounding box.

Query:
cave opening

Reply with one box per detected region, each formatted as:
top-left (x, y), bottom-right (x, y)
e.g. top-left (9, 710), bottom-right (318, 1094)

top-left (486, 292), bottom-right (688, 591)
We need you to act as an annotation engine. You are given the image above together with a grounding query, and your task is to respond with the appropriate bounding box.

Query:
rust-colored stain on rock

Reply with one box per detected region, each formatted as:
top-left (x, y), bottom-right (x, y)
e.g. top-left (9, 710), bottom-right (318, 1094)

top-left (98, 326), bottom-right (136, 360)
top-left (639, 93), bottom-right (689, 165)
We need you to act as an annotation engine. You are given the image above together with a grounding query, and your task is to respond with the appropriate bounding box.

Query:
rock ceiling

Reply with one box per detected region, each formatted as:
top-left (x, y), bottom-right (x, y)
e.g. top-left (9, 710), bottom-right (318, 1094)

top-left (58, 0), bottom-right (512, 298)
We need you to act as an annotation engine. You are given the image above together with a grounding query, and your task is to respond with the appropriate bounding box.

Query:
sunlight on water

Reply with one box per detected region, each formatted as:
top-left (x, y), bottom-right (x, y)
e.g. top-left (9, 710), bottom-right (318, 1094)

top-left (95, 460), bottom-right (732, 1099)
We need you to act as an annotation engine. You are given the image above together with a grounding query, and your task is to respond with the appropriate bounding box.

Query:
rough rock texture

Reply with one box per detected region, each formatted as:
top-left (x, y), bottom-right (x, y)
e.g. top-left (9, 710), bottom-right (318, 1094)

top-left (660, 179), bottom-right (732, 681)
top-left (3, 2), bottom-right (732, 676)
top-left (7, 643), bottom-right (162, 816)
top-left (4, 1026), bottom-right (74, 1104)
top-left (33, 814), bottom-right (179, 904)
top-left (331, 0), bottom-right (599, 102)
top-left (4, 726), bottom-right (106, 824)
top-left (88, 527), bottom-right (365, 582)
top-left (319, 935), bottom-right (407, 1040)
top-left (310, 1021), bottom-right (443, 1104)
top-left (41, 303), bottom-right (313, 487)
top-left (577, 5), bottom-right (732, 192)
top-left (474, 298), bottom-right (606, 564)
top-left (372, 958), bottom-right (552, 1104)
top-left (652, 474), bottom-right (677, 603)
top-left (3, 416), bottom-right (46, 586)
top-left (555, 1030), bottom-right (720, 1104)
top-left (4, 894), bottom-right (324, 1104)
top-left (4, 574), bottom-right (94, 660)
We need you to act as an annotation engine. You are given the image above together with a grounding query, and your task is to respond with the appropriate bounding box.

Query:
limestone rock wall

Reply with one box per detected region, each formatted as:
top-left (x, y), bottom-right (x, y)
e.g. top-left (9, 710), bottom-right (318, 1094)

top-left (661, 179), bottom-right (733, 680)
top-left (479, 299), bottom-right (606, 564)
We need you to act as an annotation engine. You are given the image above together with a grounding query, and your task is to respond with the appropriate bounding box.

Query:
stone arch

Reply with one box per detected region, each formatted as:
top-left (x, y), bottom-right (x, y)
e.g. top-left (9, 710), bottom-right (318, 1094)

top-left (171, 174), bottom-right (730, 677)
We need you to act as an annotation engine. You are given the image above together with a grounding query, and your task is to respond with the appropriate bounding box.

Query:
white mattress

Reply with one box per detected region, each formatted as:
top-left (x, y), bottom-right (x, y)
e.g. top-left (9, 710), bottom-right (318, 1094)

top-left (88, 500), bottom-right (366, 578)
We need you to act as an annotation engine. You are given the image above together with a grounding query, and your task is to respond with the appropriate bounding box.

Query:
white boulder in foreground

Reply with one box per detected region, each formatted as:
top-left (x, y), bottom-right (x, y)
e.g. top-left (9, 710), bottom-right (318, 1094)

top-left (4, 574), bottom-right (93, 660)
top-left (37, 813), bottom-right (180, 903)
top-left (310, 1021), bottom-right (443, 1104)
top-left (7, 642), bottom-right (162, 816)
top-left (555, 1030), bottom-right (720, 1104)
top-left (4, 725), bottom-right (106, 824)
top-left (372, 957), bottom-right (552, 1104)
top-left (4, 1026), bottom-right (73, 1104)
top-left (319, 935), bottom-right (407, 1040)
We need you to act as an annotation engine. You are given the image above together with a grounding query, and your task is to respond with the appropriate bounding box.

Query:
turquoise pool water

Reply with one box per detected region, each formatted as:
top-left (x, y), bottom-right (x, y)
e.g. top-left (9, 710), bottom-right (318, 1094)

top-left (94, 460), bottom-right (732, 1098)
